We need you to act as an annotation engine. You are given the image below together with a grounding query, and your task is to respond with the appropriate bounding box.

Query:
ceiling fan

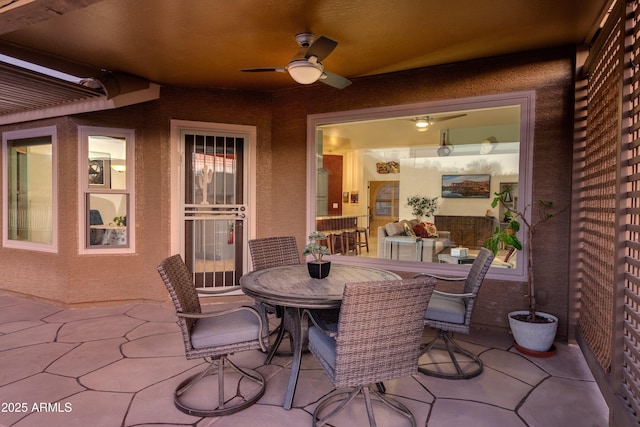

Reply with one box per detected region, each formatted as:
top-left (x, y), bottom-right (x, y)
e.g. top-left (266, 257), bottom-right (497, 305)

top-left (241, 33), bottom-right (352, 89)
top-left (410, 114), bottom-right (467, 130)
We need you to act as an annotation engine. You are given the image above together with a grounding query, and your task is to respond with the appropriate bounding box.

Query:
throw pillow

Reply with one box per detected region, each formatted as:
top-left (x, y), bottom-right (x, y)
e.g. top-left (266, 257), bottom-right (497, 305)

top-left (422, 221), bottom-right (439, 237)
top-left (403, 222), bottom-right (416, 237)
top-left (385, 221), bottom-right (404, 236)
top-left (413, 222), bottom-right (428, 238)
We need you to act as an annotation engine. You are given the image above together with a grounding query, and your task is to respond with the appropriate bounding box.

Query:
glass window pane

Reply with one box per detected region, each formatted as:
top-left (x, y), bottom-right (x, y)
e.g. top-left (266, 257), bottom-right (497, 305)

top-left (314, 103), bottom-right (522, 269)
top-left (87, 193), bottom-right (128, 246)
top-left (7, 136), bottom-right (53, 244)
top-left (88, 136), bottom-right (126, 190)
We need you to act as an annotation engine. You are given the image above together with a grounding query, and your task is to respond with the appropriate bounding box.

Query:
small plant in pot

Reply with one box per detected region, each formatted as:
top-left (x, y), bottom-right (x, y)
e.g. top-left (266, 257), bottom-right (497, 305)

top-left (485, 189), bottom-right (568, 355)
top-left (303, 231), bottom-right (331, 279)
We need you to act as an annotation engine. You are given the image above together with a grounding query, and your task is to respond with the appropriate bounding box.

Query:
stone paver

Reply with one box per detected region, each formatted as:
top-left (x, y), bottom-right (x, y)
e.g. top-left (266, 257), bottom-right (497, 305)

top-left (0, 293), bottom-right (610, 427)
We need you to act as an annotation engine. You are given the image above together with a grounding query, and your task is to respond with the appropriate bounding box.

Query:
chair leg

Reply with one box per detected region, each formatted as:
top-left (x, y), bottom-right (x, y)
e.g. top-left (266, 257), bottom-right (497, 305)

top-left (418, 329), bottom-right (483, 379)
top-left (313, 385), bottom-right (416, 427)
top-left (174, 355), bottom-right (266, 417)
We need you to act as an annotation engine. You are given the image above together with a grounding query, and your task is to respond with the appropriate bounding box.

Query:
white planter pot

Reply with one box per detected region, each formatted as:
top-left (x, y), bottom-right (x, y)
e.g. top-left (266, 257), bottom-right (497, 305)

top-left (508, 310), bottom-right (558, 352)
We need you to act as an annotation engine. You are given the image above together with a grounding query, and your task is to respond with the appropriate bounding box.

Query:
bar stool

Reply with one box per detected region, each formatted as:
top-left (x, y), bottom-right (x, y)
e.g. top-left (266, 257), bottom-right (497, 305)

top-left (330, 231), bottom-right (346, 254)
top-left (354, 227), bottom-right (369, 254)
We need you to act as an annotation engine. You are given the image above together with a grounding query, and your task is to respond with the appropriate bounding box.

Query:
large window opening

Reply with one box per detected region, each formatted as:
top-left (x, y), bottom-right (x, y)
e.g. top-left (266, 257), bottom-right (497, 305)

top-left (307, 92), bottom-right (534, 279)
top-left (2, 126), bottom-right (57, 252)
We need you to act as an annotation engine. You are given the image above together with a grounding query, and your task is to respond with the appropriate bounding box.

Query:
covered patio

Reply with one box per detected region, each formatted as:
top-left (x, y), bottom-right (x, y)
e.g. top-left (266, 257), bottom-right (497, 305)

top-left (0, 291), bottom-right (608, 427)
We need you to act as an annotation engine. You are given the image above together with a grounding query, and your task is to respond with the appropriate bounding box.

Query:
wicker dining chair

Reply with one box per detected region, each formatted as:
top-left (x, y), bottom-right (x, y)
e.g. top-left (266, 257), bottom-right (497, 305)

top-left (413, 247), bottom-right (494, 379)
top-left (248, 236), bottom-right (301, 363)
top-left (157, 254), bottom-right (268, 417)
top-left (307, 277), bottom-right (436, 427)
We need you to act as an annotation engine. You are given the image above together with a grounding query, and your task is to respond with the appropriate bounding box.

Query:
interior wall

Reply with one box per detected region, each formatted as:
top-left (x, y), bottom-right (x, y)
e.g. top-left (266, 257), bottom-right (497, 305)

top-left (270, 46), bottom-right (574, 336)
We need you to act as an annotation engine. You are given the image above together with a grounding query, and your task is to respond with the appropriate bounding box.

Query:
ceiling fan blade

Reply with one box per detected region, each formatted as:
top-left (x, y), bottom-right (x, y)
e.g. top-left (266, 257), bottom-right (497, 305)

top-left (319, 71), bottom-right (351, 89)
top-left (241, 67), bottom-right (286, 73)
top-left (305, 36), bottom-right (337, 62)
top-left (431, 113), bottom-right (467, 122)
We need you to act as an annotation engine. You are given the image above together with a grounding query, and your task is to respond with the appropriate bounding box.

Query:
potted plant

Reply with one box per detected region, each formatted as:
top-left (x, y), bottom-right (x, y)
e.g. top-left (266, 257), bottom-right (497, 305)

top-left (303, 231), bottom-right (332, 279)
top-left (485, 189), bottom-right (568, 354)
top-left (406, 195), bottom-right (439, 222)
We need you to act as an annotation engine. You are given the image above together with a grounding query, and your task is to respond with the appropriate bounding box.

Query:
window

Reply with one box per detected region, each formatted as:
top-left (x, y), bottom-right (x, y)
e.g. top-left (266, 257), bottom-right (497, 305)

top-left (307, 92), bottom-right (534, 280)
top-left (2, 126), bottom-right (57, 252)
top-left (78, 126), bottom-right (135, 254)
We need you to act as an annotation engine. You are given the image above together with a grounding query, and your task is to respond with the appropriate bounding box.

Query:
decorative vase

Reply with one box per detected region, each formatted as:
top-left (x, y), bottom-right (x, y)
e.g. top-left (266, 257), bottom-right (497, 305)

top-left (508, 310), bottom-right (558, 353)
top-left (307, 261), bottom-right (331, 279)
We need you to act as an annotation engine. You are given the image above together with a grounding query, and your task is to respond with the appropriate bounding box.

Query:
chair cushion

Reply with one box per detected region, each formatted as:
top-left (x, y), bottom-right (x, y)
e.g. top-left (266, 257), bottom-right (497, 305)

top-left (308, 326), bottom-right (337, 369)
top-left (425, 293), bottom-right (466, 324)
top-left (190, 307), bottom-right (262, 349)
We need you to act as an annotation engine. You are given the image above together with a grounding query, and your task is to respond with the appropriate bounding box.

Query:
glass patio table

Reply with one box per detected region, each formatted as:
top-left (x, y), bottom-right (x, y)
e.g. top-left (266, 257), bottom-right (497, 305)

top-left (240, 263), bottom-right (400, 410)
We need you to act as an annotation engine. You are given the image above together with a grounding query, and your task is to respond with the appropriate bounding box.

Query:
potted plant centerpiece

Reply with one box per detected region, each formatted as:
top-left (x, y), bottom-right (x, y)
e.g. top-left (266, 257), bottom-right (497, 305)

top-left (485, 189), bottom-right (568, 355)
top-left (303, 231), bottom-right (332, 279)
top-left (407, 195), bottom-right (439, 222)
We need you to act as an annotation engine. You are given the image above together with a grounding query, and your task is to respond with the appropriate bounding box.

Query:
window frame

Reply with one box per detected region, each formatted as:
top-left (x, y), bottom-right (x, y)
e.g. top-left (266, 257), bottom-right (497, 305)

top-left (78, 126), bottom-right (135, 254)
top-left (2, 126), bottom-right (58, 253)
top-left (306, 91), bottom-right (535, 281)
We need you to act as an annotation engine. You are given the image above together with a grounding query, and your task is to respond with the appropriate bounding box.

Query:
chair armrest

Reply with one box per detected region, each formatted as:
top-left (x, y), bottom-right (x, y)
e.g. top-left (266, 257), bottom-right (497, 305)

top-left (433, 290), bottom-right (474, 299)
top-left (413, 273), bottom-right (467, 282)
top-left (178, 305), bottom-right (268, 352)
top-left (196, 285), bottom-right (242, 295)
top-left (303, 309), bottom-right (337, 338)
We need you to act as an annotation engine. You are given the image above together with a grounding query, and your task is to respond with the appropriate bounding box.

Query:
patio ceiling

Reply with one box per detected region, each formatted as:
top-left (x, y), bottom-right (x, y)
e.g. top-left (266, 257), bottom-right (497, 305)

top-left (0, 0), bottom-right (611, 118)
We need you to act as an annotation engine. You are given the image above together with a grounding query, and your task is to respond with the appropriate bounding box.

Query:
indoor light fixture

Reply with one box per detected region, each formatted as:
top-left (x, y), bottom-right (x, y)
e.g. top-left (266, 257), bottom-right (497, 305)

top-left (111, 165), bottom-right (126, 172)
top-left (287, 59), bottom-right (324, 85)
top-left (479, 136), bottom-right (498, 154)
top-left (437, 129), bottom-right (452, 157)
top-left (415, 118), bottom-right (429, 128)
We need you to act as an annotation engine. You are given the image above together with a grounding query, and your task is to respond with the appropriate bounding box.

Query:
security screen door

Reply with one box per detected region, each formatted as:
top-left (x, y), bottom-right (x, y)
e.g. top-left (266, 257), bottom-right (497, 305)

top-left (182, 131), bottom-right (246, 288)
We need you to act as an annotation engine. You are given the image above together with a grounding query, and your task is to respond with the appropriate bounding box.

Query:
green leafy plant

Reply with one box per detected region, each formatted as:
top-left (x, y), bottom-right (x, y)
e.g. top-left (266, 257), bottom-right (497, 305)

top-left (485, 189), bottom-right (567, 322)
top-left (112, 216), bottom-right (126, 227)
top-left (302, 231), bottom-right (331, 263)
top-left (406, 195), bottom-right (439, 221)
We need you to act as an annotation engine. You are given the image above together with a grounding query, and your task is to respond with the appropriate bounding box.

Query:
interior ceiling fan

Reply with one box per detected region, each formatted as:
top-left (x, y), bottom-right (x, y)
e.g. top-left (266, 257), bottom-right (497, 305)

top-left (241, 33), bottom-right (352, 89)
top-left (411, 114), bottom-right (467, 130)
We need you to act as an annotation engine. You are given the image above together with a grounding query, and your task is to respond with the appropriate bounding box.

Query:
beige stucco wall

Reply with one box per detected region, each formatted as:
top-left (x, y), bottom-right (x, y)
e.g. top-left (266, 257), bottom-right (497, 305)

top-left (0, 46), bottom-right (574, 340)
top-left (268, 46), bottom-right (574, 338)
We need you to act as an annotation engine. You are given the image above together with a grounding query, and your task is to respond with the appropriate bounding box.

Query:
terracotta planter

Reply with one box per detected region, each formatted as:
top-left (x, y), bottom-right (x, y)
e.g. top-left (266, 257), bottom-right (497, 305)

top-left (307, 261), bottom-right (331, 279)
top-left (508, 310), bottom-right (558, 353)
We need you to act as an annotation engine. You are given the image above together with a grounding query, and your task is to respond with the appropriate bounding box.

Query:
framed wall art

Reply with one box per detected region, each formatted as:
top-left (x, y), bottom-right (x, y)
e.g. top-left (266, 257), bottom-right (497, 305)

top-left (88, 153), bottom-right (111, 188)
top-left (441, 174), bottom-right (490, 198)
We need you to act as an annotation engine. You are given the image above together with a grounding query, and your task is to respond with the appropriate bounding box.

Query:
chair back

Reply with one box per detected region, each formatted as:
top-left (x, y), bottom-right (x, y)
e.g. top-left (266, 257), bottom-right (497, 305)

top-left (461, 247), bottom-right (494, 324)
top-left (157, 255), bottom-right (202, 349)
top-left (333, 277), bottom-right (436, 387)
top-left (248, 236), bottom-right (300, 270)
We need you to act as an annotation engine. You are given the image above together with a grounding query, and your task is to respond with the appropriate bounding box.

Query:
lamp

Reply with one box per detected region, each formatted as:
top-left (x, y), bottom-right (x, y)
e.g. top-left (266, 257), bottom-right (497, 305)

top-left (503, 191), bottom-right (513, 203)
top-left (437, 129), bottom-right (452, 157)
top-left (480, 136), bottom-right (498, 154)
top-left (287, 59), bottom-right (324, 85)
top-left (415, 118), bottom-right (429, 128)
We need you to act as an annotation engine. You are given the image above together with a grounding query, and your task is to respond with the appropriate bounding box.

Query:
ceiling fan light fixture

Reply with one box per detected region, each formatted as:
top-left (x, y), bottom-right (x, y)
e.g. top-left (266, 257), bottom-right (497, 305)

top-left (287, 60), bottom-right (324, 84)
top-left (415, 118), bottom-right (429, 128)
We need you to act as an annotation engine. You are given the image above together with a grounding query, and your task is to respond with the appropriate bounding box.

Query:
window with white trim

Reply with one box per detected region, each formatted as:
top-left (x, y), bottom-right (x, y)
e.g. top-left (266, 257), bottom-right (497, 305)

top-left (78, 126), bottom-right (135, 254)
top-left (2, 126), bottom-right (58, 252)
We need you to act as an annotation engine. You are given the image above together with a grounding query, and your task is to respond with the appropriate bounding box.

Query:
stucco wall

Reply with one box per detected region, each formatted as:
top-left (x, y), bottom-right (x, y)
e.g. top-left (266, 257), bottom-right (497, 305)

top-left (0, 47), bottom-right (574, 340)
top-left (268, 46), bottom-right (574, 337)
top-left (0, 90), bottom-right (273, 306)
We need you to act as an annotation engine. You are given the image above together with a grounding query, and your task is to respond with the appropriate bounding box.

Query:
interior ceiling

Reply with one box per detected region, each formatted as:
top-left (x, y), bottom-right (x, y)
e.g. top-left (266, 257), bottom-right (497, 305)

top-left (0, 0), bottom-right (609, 94)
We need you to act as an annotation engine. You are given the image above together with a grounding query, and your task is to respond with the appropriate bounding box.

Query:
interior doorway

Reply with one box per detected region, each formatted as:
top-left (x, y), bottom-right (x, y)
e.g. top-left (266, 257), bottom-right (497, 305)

top-left (369, 181), bottom-right (399, 237)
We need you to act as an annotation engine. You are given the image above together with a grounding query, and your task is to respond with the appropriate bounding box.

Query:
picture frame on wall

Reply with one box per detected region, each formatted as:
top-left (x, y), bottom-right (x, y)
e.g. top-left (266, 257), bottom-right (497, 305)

top-left (88, 153), bottom-right (111, 188)
top-left (442, 174), bottom-right (490, 198)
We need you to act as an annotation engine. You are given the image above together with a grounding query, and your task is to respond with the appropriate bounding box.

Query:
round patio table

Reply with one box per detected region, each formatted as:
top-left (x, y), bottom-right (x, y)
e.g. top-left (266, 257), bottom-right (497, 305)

top-left (240, 263), bottom-right (400, 410)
